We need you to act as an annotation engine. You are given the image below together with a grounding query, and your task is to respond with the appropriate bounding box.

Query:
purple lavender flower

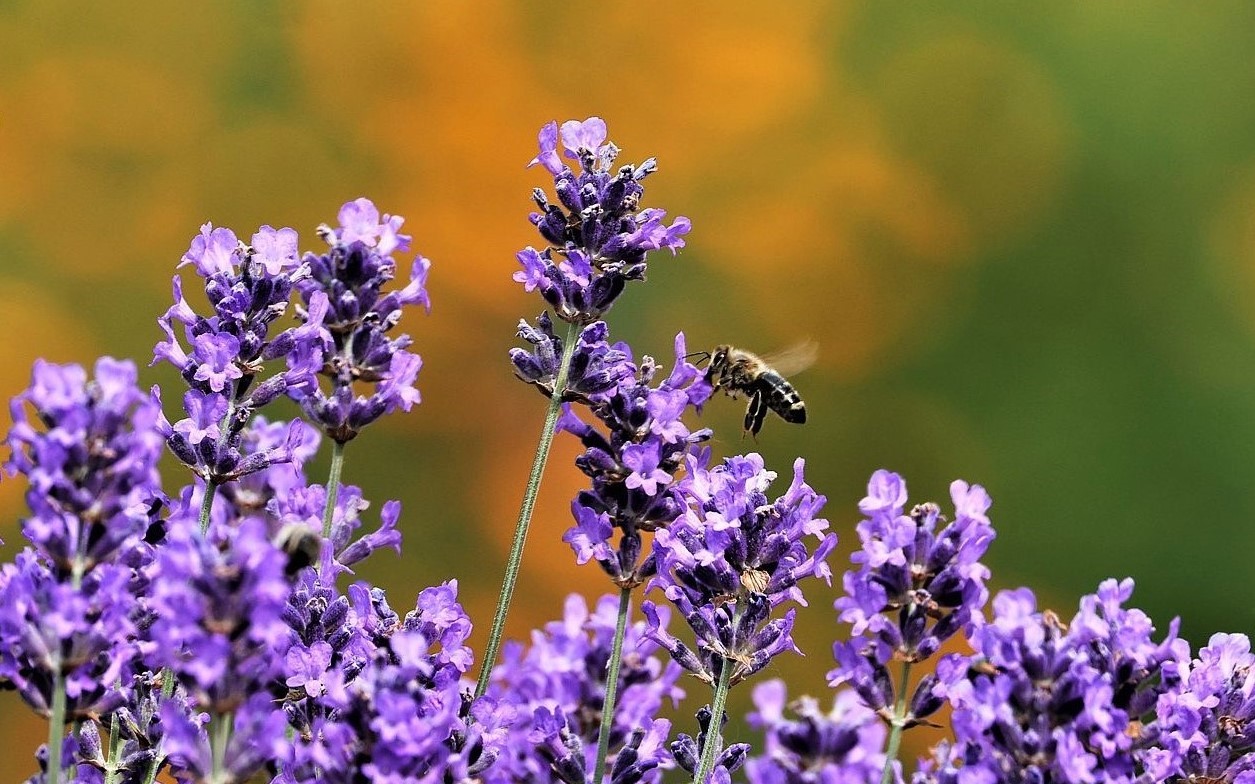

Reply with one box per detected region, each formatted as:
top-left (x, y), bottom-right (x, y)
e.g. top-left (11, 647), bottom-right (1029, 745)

top-left (827, 471), bottom-right (994, 723)
top-left (214, 416), bottom-right (320, 525)
top-left (518, 117), bottom-right (690, 324)
top-left (510, 315), bottom-right (636, 405)
top-left (279, 580), bottom-right (503, 784)
top-left (73, 672), bottom-right (167, 782)
top-left (154, 221), bottom-right (319, 484)
top-left (646, 453), bottom-right (837, 685)
top-left (289, 197), bottom-right (430, 444)
top-left (921, 579), bottom-right (1182, 784)
top-left (146, 514), bottom-right (293, 714)
top-left (0, 358), bottom-right (164, 781)
top-left (157, 692), bottom-right (288, 783)
top-left (5, 358), bottom-right (164, 577)
top-left (523, 706), bottom-right (674, 784)
top-left (669, 705), bottom-right (751, 782)
top-left (744, 679), bottom-right (887, 784)
top-left (269, 480), bottom-right (403, 574)
top-left (1151, 631), bottom-right (1255, 783)
top-left (487, 593), bottom-right (685, 783)
top-left (0, 550), bottom-right (135, 721)
top-left (558, 332), bottom-right (712, 587)
top-left (22, 733), bottom-right (103, 784)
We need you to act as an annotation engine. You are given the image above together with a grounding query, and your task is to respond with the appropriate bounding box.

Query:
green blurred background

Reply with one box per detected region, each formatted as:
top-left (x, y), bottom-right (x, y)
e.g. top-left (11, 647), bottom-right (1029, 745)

top-left (4, 0), bottom-right (1255, 777)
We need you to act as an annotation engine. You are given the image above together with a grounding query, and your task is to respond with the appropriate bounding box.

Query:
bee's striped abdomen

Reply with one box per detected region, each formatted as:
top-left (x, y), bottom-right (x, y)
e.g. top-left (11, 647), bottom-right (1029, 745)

top-left (759, 371), bottom-right (807, 424)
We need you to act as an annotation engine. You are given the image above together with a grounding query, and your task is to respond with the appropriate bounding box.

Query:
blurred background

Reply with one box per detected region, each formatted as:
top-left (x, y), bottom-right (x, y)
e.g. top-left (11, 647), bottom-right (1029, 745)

top-left (4, 0), bottom-right (1255, 777)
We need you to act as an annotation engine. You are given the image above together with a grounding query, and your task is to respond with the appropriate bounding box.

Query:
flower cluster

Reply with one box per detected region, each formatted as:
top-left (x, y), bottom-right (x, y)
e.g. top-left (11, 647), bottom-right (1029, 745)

top-left (828, 471), bottom-right (995, 733)
top-left (146, 511), bottom-right (294, 779)
top-left (1155, 632), bottom-right (1255, 782)
top-left (291, 198), bottom-right (430, 444)
top-left (647, 454), bottom-right (837, 687)
top-left (510, 315), bottom-right (634, 405)
top-left (0, 359), bottom-right (162, 738)
top-left (518, 117), bottom-right (690, 324)
top-left (277, 577), bottom-right (503, 783)
top-left (920, 579), bottom-right (1182, 784)
top-left (744, 679), bottom-right (886, 784)
top-left (559, 332), bottom-right (713, 587)
top-left (487, 593), bottom-right (683, 783)
top-left (153, 221), bottom-right (318, 485)
top-left (9, 120), bottom-right (1255, 784)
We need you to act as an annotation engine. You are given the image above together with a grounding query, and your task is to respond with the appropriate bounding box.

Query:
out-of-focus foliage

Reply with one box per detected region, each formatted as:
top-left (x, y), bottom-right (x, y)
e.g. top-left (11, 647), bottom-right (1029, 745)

top-left (4, 0), bottom-right (1255, 775)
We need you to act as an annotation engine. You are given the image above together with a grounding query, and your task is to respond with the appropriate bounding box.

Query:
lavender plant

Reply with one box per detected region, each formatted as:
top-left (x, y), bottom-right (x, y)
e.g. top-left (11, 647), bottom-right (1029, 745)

top-left (2, 117), bottom-right (1255, 784)
top-left (828, 471), bottom-right (996, 784)
top-left (479, 116), bottom-right (694, 709)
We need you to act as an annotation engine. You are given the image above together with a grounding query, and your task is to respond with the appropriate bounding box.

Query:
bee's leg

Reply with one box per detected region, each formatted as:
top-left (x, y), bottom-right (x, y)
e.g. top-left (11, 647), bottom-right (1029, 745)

top-left (744, 390), bottom-right (768, 438)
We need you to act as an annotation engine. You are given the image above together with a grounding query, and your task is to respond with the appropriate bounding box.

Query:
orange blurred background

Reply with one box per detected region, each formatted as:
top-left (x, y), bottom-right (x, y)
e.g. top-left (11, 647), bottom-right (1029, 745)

top-left (5, 1), bottom-right (1255, 778)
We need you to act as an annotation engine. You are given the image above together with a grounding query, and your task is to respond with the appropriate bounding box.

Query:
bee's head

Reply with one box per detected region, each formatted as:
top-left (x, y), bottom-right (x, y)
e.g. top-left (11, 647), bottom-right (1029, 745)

top-left (710, 345), bottom-right (731, 370)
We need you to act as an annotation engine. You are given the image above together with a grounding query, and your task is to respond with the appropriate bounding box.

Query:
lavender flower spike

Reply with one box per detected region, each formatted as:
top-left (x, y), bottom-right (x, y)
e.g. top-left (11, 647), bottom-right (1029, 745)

top-left (1, 358), bottom-right (163, 784)
top-left (649, 454), bottom-right (837, 685)
top-left (519, 117), bottom-right (690, 324)
top-left (289, 197), bottom-right (431, 444)
top-left (649, 453), bottom-right (836, 784)
top-left (923, 579), bottom-right (1183, 784)
top-left (153, 220), bottom-right (317, 488)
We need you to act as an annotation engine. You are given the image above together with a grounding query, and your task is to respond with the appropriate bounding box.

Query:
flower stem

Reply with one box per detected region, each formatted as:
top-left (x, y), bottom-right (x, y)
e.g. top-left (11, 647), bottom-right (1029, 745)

top-left (880, 659), bottom-right (913, 784)
top-left (693, 654), bottom-right (733, 784)
top-left (592, 587), bottom-right (633, 784)
top-left (198, 481), bottom-right (218, 535)
top-left (47, 670), bottom-right (67, 784)
top-left (104, 709), bottom-right (122, 784)
top-left (322, 440), bottom-right (345, 539)
top-left (474, 319), bottom-right (580, 698)
top-left (210, 712), bottom-right (234, 784)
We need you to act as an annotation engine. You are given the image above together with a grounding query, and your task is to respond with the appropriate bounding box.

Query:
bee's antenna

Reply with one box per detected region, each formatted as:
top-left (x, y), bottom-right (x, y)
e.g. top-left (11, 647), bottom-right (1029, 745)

top-left (685, 350), bottom-right (711, 366)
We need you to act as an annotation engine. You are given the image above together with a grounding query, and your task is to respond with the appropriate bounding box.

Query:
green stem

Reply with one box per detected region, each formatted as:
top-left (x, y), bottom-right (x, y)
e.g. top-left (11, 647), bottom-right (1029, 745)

top-left (474, 319), bottom-right (581, 698)
top-left (198, 481), bottom-right (219, 535)
top-left (880, 659), bottom-right (913, 784)
top-left (693, 654), bottom-right (734, 784)
top-left (210, 712), bottom-right (233, 784)
top-left (592, 587), bottom-right (633, 784)
top-left (47, 670), bottom-right (67, 784)
top-left (322, 440), bottom-right (346, 539)
top-left (104, 710), bottom-right (122, 784)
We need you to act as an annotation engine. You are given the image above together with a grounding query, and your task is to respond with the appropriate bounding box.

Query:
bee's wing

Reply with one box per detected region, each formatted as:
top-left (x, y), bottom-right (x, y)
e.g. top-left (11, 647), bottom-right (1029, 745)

top-left (761, 340), bottom-right (818, 376)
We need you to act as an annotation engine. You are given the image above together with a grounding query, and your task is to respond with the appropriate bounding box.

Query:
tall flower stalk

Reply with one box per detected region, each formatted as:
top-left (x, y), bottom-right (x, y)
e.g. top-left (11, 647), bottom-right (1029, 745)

top-left (524, 327), bottom-right (710, 780)
top-left (648, 454), bottom-right (838, 783)
top-left (828, 471), bottom-right (996, 784)
top-left (477, 116), bottom-right (691, 699)
top-left (1, 359), bottom-right (163, 784)
top-left (288, 197), bottom-right (430, 543)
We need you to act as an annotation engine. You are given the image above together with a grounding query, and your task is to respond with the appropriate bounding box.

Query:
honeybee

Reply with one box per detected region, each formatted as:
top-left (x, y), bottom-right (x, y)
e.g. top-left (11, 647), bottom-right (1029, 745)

top-left (701, 342), bottom-right (815, 437)
top-left (274, 522), bottom-right (322, 576)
